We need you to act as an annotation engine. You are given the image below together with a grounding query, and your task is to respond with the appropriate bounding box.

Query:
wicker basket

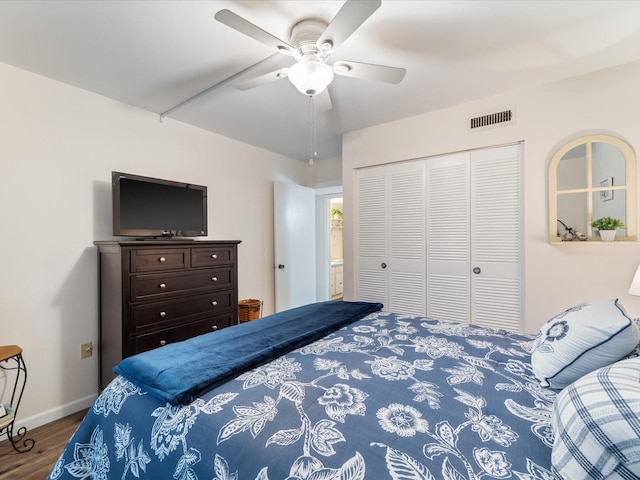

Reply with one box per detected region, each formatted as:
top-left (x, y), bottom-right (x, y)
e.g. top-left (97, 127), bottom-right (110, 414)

top-left (238, 299), bottom-right (262, 322)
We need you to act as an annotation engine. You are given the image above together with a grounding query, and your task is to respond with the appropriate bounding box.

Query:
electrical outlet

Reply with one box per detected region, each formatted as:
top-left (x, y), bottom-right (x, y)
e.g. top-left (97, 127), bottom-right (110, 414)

top-left (81, 342), bottom-right (93, 359)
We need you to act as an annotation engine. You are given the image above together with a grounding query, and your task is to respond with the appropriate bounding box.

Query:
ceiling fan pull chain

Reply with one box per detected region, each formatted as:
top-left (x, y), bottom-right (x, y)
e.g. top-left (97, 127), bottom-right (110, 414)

top-left (309, 96), bottom-right (317, 165)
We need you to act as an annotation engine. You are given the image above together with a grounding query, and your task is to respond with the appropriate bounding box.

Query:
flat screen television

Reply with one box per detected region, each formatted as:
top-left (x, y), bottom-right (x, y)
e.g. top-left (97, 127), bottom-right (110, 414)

top-left (112, 171), bottom-right (208, 238)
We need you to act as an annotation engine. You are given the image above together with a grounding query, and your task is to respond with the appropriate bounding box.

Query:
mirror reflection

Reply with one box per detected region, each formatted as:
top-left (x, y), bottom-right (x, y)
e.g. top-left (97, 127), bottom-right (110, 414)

top-left (549, 134), bottom-right (636, 242)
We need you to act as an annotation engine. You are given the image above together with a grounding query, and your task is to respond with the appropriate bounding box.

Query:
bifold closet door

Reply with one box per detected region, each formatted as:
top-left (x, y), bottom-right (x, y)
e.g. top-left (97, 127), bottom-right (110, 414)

top-left (425, 152), bottom-right (471, 323)
top-left (425, 144), bottom-right (522, 330)
top-left (355, 161), bottom-right (426, 315)
top-left (469, 144), bottom-right (522, 331)
top-left (355, 144), bottom-right (521, 330)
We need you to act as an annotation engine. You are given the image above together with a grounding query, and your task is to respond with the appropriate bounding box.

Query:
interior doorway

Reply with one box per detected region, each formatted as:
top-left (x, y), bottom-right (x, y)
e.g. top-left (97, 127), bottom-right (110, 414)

top-left (314, 186), bottom-right (343, 301)
top-left (329, 197), bottom-right (343, 300)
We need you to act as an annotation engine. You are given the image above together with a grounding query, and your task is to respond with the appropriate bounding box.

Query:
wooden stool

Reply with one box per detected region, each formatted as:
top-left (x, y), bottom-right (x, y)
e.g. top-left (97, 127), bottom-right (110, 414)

top-left (0, 345), bottom-right (35, 452)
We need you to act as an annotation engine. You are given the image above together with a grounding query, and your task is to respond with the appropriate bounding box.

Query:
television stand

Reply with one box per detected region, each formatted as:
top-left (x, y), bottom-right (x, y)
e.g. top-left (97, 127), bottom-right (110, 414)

top-left (133, 237), bottom-right (197, 241)
top-left (94, 239), bottom-right (241, 389)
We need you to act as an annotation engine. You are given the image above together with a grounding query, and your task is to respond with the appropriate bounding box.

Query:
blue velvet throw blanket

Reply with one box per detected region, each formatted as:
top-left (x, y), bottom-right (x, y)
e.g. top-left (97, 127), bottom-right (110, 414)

top-left (114, 301), bottom-right (383, 405)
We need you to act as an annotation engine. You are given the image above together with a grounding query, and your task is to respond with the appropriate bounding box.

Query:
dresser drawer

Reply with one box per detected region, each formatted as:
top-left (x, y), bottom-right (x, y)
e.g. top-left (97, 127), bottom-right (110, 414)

top-left (191, 246), bottom-right (235, 268)
top-left (131, 267), bottom-right (233, 300)
top-left (133, 313), bottom-right (234, 354)
top-left (130, 248), bottom-right (189, 273)
top-left (131, 290), bottom-right (234, 332)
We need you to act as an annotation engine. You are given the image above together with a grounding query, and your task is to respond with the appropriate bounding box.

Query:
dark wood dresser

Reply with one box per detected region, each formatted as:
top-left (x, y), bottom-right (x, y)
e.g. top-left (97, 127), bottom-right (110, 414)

top-left (94, 240), bottom-right (241, 389)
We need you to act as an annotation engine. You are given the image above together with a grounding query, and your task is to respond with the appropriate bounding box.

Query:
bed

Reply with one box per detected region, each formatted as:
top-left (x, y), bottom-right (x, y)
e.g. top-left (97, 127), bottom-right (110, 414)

top-left (46, 299), bottom-right (640, 480)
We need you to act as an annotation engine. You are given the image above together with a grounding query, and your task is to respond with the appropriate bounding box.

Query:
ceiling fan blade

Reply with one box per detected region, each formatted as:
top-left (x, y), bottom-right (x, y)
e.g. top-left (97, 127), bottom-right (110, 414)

top-left (333, 60), bottom-right (406, 84)
top-left (234, 68), bottom-right (289, 91)
top-left (313, 89), bottom-right (332, 111)
top-left (317, 0), bottom-right (381, 52)
top-left (215, 9), bottom-right (297, 56)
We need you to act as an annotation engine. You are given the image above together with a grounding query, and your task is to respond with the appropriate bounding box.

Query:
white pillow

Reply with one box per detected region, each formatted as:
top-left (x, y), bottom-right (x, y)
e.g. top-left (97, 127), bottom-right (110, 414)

top-left (552, 357), bottom-right (640, 479)
top-left (531, 299), bottom-right (639, 389)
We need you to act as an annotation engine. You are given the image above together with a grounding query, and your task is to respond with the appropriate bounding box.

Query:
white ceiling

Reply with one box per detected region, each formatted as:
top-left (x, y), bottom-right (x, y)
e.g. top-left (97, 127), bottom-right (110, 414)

top-left (1, 1), bottom-right (640, 162)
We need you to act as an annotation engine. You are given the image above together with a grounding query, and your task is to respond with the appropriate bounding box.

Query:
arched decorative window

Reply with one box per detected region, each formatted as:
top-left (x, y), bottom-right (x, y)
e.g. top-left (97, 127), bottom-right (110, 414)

top-left (548, 134), bottom-right (637, 243)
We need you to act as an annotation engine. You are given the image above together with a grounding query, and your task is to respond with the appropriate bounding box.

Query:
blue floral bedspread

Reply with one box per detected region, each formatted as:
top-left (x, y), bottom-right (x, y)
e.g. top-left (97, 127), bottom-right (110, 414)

top-left (47, 311), bottom-right (556, 480)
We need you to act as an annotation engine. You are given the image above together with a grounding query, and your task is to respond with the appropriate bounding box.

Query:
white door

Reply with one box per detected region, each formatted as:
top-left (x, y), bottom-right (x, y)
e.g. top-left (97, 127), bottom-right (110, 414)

top-left (355, 161), bottom-right (426, 315)
top-left (470, 144), bottom-right (522, 331)
top-left (355, 144), bottom-right (522, 330)
top-left (274, 182), bottom-right (316, 312)
top-left (355, 167), bottom-right (388, 306)
top-left (426, 152), bottom-right (471, 323)
top-left (426, 145), bottom-right (522, 330)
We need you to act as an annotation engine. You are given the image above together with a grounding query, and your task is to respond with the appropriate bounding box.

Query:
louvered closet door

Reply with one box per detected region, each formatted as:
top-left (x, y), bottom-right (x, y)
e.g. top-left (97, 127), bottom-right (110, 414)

top-left (425, 145), bottom-right (522, 329)
top-left (426, 152), bottom-right (471, 323)
top-left (355, 167), bottom-right (388, 306)
top-left (470, 144), bottom-right (521, 331)
top-left (355, 161), bottom-right (426, 314)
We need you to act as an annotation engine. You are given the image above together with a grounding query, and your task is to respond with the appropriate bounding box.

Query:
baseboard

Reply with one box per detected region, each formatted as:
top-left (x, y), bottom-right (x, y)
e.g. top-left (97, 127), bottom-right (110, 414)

top-left (6, 394), bottom-right (97, 435)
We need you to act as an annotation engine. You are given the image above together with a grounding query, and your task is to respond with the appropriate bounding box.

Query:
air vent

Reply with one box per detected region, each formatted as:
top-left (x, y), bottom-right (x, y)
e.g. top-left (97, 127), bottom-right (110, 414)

top-left (469, 109), bottom-right (514, 131)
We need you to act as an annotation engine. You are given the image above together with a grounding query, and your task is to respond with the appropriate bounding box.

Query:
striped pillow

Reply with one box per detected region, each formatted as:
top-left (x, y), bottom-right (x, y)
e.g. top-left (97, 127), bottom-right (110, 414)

top-left (551, 357), bottom-right (640, 479)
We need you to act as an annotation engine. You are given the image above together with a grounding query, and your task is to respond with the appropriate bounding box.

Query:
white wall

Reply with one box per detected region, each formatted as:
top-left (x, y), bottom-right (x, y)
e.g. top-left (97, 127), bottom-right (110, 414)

top-left (343, 60), bottom-right (640, 334)
top-left (0, 62), bottom-right (307, 430)
top-left (306, 155), bottom-right (343, 187)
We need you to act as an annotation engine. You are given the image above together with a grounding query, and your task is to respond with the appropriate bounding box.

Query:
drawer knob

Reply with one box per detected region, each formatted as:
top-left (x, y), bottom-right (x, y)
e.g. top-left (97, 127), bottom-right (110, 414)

top-left (159, 257), bottom-right (166, 262)
top-left (159, 311), bottom-right (167, 318)
top-left (211, 325), bottom-right (218, 331)
top-left (211, 254), bottom-right (218, 259)
top-left (211, 301), bottom-right (218, 306)
top-left (159, 283), bottom-right (166, 289)
top-left (160, 340), bottom-right (167, 346)
top-left (211, 277), bottom-right (218, 282)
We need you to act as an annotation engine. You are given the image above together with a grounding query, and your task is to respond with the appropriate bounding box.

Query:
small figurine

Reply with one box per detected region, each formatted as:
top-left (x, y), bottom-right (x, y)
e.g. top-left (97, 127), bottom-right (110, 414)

top-left (557, 219), bottom-right (587, 241)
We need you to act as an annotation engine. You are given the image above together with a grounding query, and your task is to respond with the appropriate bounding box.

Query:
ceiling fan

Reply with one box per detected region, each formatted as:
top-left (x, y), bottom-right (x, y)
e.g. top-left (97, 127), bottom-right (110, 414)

top-left (214, 0), bottom-right (406, 110)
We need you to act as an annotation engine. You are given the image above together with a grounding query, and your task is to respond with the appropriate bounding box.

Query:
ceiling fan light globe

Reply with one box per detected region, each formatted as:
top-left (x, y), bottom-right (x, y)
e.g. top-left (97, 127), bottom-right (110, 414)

top-left (288, 58), bottom-right (334, 96)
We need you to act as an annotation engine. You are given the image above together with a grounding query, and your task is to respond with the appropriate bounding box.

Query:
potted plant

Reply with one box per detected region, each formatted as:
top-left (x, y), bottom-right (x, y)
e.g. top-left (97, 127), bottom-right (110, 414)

top-left (591, 216), bottom-right (625, 242)
top-left (331, 208), bottom-right (343, 219)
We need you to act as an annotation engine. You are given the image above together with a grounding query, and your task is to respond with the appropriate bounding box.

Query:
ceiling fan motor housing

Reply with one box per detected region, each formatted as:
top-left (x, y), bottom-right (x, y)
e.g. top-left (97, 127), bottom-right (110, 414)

top-left (290, 19), bottom-right (331, 58)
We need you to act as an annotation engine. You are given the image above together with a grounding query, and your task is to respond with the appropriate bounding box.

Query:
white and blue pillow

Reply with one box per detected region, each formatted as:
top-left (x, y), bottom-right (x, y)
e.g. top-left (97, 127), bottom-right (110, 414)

top-left (551, 356), bottom-right (640, 479)
top-left (530, 299), bottom-right (639, 389)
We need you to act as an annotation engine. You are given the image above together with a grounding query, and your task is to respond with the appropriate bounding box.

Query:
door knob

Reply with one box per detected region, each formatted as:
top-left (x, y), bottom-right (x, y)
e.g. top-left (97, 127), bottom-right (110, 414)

top-left (278, 264), bottom-right (285, 269)
top-left (381, 263), bottom-right (387, 269)
top-left (473, 267), bottom-right (481, 274)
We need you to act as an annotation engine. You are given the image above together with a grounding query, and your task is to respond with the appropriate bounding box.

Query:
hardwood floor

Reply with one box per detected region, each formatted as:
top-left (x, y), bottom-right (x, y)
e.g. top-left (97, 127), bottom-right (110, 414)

top-left (0, 409), bottom-right (87, 480)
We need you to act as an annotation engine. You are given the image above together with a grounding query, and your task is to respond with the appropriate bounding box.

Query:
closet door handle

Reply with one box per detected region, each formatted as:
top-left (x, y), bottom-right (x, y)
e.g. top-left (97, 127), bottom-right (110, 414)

top-left (381, 263), bottom-right (387, 269)
top-left (473, 267), bottom-right (481, 274)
